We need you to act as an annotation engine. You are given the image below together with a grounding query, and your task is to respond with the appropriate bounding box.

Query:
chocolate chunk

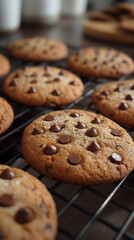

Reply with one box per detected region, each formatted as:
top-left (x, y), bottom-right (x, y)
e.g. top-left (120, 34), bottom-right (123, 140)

top-left (53, 78), bottom-right (60, 83)
top-left (32, 128), bottom-right (44, 135)
top-left (68, 153), bottom-right (81, 165)
top-left (69, 81), bottom-right (78, 86)
top-left (0, 194), bottom-right (14, 207)
top-left (130, 85), bottom-right (134, 90)
top-left (109, 153), bottom-right (122, 164)
top-left (9, 79), bottom-right (18, 86)
top-left (111, 129), bottom-right (122, 136)
top-left (86, 128), bottom-right (98, 137)
top-left (43, 72), bottom-right (51, 77)
top-left (114, 86), bottom-right (121, 92)
top-left (50, 124), bottom-right (61, 133)
top-left (30, 79), bottom-right (37, 84)
top-left (27, 87), bottom-right (37, 94)
top-left (91, 117), bottom-right (101, 125)
top-left (15, 207), bottom-right (35, 224)
top-left (14, 73), bottom-right (21, 78)
top-left (44, 115), bottom-right (54, 121)
top-left (45, 80), bottom-right (52, 84)
top-left (51, 89), bottom-right (61, 96)
top-left (58, 135), bottom-right (71, 144)
top-left (118, 102), bottom-right (128, 110)
top-left (0, 229), bottom-right (4, 239)
top-left (58, 71), bottom-right (64, 76)
top-left (70, 112), bottom-right (79, 118)
top-left (0, 168), bottom-right (15, 180)
top-left (125, 94), bottom-right (133, 101)
top-left (43, 145), bottom-right (57, 155)
top-left (94, 65), bottom-right (101, 70)
top-left (44, 224), bottom-right (52, 231)
top-left (31, 73), bottom-right (37, 77)
top-left (75, 122), bottom-right (86, 129)
top-left (87, 142), bottom-right (100, 152)
top-left (112, 64), bottom-right (119, 69)
top-left (101, 91), bottom-right (110, 96)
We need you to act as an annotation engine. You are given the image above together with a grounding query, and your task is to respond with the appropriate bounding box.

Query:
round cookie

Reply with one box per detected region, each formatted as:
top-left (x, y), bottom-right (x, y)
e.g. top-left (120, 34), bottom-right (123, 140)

top-left (0, 97), bottom-right (14, 135)
top-left (7, 36), bottom-right (68, 62)
top-left (0, 165), bottom-right (57, 240)
top-left (22, 109), bottom-right (134, 186)
top-left (93, 79), bottom-right (134, 126)
top-left (0, 54), bottom-right (10, 77)
top-left (68, 47), bottom-right (134, 78)
top-left (3, 66), bottom-right (84, 107)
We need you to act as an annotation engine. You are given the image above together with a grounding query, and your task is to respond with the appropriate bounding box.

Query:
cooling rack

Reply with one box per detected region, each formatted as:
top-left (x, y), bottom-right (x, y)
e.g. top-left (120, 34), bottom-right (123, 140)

top-left (0, 44), bottom-right (134, 240)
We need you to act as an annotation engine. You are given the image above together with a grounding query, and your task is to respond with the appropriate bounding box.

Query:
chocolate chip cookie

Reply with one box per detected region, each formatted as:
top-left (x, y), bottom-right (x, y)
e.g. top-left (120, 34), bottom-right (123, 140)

top-left (68, 47), bottom-right (134, 78)
top-left (0, 54), bottom-right (10, 77)
top-left (0, 97), bottom-right (14, 135)
top-left (93, 79), bottom-right (134, 126)
top-left (120, 19), bottom-right (134, 33)
top-left (3, 66), bottom-right (84, 107)
top-left (7, 36), bottom-right (68, 62)
top-left (22, 109), bottom-right (134, 185)
top-left (0, 165), bottom-right (57, 240)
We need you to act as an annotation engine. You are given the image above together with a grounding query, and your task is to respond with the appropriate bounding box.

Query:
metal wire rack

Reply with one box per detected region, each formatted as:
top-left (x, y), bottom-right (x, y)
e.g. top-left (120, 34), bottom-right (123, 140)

top-left (0, 44), bottom-right (134, 240)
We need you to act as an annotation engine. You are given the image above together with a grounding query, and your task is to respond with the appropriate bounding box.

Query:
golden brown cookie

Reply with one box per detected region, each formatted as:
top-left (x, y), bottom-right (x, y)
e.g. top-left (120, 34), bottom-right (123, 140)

top-left (0, 97), bottom-right (14, 135)
top-left (68, 47), bottom-right (134, 78)
top-left (3, 66), bottom-right (84, 107)
top-left (7, 36), bottom-right (68, 62)
top-left (22, 109), bottom-right (134, 186)
top-left (0, 54), bottom-right (10, 77)
top-left (93, 79), bottom-right (134, 126)
top-left (0, 165), bottom-right (57, 240)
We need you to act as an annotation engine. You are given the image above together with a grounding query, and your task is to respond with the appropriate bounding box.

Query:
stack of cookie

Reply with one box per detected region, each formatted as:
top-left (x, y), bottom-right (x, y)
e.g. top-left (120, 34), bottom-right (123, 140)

top-left (84, 3), bottom-right (134, 45)
top-left (1, 35), bottom-right (134, 239)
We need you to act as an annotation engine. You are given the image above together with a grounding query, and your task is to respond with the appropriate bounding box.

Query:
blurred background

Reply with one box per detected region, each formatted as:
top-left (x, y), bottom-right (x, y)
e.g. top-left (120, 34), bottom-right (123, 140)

top-left (0, 0), bottom-right (134, 32)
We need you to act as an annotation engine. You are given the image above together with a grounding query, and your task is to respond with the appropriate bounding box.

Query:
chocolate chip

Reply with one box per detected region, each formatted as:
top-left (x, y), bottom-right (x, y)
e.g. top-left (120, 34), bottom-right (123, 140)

top-left (69, 81), bottom-right (78, 86)
top-left (130, 85), bottom-right (134, 90)
top-left (53, 78), bottom-right (60, 83)
top-left (118, 102), bottom-right (128, 110)
top-left (122, 59), bottom-right (127, 63)
top-left (70, 112), bottom-right (79, 118)
top-left (109, 153), bottom-right (122, 164)
top-left (110, 57), bottom-right (115, 62)
top-left (86, 128), bottom-right (98, 137)
top-left (91, 117), bottom-right (101, 125)
top-left (43, 72), bottom-right (51, 77)
top-left (44, 224), bottom-right (52, 231)
top-left (45, 80), bottom-right (52, 84)
top-left (58, 135), bottom-right (71, 144)
top-left (43, 50), bottom-right (48, 54)
top-left (103, 61), bottom-right (108, 64)
top-left (93, 57), bottom-right (98, 61)
top-left (125, 94), bottom-right (133, 101)
top-left (75, 122), bottom-right (86, 129)
top-left (0, 168), bottom-right (15, 180)
top-left (112, 64), bottom-right (119, 69)
top-left (51, 89), bottom-right (61, 96)
top-left (68, 153), bottom-right (81, 165)
top-left (44, 115), bottom-right (54, 121)
top-left (9, 79), bottom-right (18, 86)
top-left (15, 207), bottom-right (35, 224)
top-left (31, 73), bottom-right (37, 77)
top-left (87, 142), bottom-right (100, 152)
top-left (50, 45), bottom-right (55, 49)
top-left (111, 129), bottom-right (122, 136)
top-left (30, 79), bottom-right (37, 84)
top-left (50, 124), bottom-right (61, 133)
top-left (27, 87), bottom-right (37, 94)
top-left (14, 73), bottom-right (21, 78)
top-left (110, 112), bottom-right (114, 117)
top-left (58, 71), bottom-right (64, 76)
top-left (74, 58), bottom-right (79, 62)
top-left (83, 60), bottom-right (89, 64)
top-left (43, 145), bottom-right (57, 155)
top-left (101, 91), bottom-right (110, 96)
top-left (114, 86), bottom-right (121, 92)
top-left (0, 194), bottom-right (14, 207)
top-left (0, 229), bottom-right (4, 239)
top-left (32, 128), bottom-right (44, 135)
top-left (94, 65), bottom-right (101, 70)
